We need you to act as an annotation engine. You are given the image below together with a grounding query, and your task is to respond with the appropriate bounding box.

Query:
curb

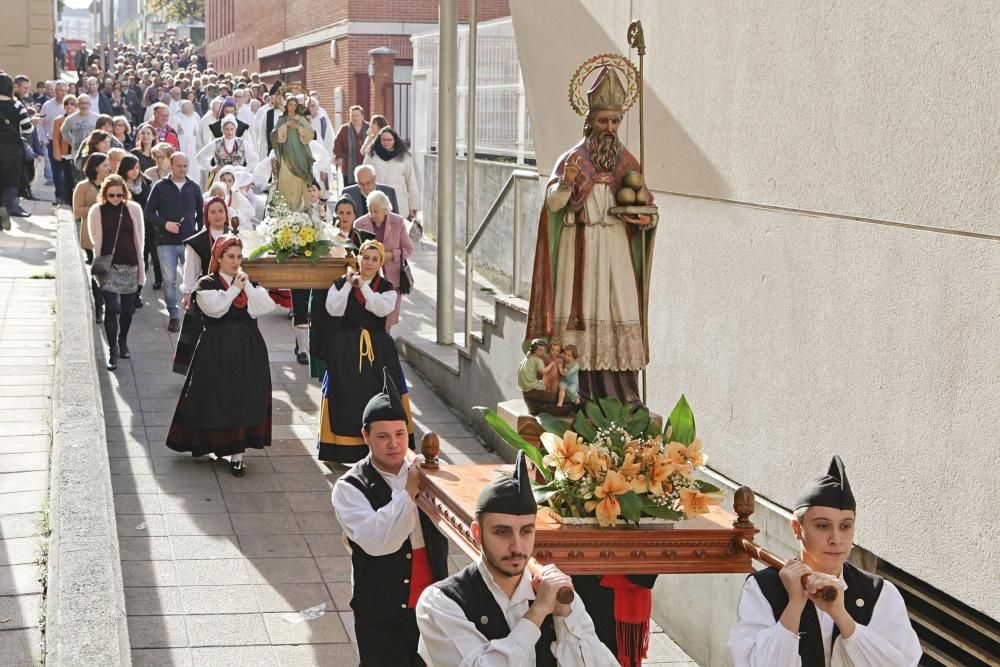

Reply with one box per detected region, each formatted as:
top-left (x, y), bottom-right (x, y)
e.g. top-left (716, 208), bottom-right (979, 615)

top-left (46, 216), bottom-right (131, 666)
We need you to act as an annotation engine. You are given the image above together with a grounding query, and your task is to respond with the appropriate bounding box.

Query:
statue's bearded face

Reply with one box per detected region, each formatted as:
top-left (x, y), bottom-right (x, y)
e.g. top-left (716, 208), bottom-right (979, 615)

top-left (585, 110), bottom-right (624, 173)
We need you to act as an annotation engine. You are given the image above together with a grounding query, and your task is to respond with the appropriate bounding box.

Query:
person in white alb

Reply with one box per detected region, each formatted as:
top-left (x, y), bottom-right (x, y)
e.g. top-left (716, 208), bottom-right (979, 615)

top-left (416, 451), bottom-right (618, 667)
top-left (727, 456), bottom-right (923, 666)
top-left (331, 373), bottom-right (449, 665)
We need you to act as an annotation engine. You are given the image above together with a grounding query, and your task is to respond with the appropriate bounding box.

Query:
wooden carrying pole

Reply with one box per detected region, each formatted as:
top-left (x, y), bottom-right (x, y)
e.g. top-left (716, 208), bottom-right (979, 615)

top-left (732, 487), bottom-right (837, 601)
top-left (410, 435), bottom-right (574, 604)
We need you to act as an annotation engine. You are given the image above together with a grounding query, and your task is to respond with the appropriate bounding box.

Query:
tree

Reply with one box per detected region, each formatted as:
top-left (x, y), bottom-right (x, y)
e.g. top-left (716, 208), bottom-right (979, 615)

top-left (147, 0), bottom-right (204, 24)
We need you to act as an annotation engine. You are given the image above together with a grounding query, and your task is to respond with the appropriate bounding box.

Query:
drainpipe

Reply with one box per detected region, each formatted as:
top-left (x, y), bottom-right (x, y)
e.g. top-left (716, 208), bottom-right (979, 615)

top-left (436, 0), bottom-right (458, 345)
top-left (463, 0), bottom-right (477, 350)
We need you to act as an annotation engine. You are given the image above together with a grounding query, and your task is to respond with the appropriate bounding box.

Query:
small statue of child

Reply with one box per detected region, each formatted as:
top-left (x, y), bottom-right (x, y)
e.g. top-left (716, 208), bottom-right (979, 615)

top-left (518, 339), bottom-right (561, 414)
top-left (557, 344), bottom-right (581, 407)
top-left (541, 341), bottom-right (564, 393)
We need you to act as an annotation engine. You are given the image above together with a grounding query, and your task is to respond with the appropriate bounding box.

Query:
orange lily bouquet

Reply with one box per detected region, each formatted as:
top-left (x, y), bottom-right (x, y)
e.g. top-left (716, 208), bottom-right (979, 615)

top-left (484, 396), bottom-right (725, 528)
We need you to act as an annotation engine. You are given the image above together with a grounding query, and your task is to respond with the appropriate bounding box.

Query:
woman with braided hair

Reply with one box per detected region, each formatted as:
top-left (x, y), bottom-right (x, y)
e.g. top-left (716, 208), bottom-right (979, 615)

top-left (315, 239), bottom-right (415, 464)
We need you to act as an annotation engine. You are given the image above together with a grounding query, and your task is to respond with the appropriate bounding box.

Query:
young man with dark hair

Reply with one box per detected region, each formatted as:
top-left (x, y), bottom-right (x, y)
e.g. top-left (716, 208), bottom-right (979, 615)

top-left (728, 456), bottom-right (922, 666)
top-left (416, 451), bottom-right (617, 666)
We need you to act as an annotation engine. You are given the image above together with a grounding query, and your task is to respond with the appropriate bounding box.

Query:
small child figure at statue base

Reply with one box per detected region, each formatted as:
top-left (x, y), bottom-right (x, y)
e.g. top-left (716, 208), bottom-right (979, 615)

top-left (518, 339), bottom-right (563, 415)
top-left (557, 344), bottom-right (581, 408)
top-left (542, 341), bottom-right (565, 393)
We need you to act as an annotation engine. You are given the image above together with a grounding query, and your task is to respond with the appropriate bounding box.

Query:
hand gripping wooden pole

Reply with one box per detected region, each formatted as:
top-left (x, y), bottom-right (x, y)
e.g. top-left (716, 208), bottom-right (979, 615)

top-left (733, 487), bottom-right (837, 601)
top-left (410, 434), bottom-right (574, 604)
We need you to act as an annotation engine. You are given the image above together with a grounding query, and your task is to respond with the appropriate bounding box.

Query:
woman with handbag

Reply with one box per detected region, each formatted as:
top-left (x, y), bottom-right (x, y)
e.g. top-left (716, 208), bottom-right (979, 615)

top-left (353, 190), bottom-right (413, 331)
top-left (0, 74), bottom-right (32, 229)
top-left (73, 152), bottom-right (111, 322)
top-left (87, 174), bottom-right (145, 371)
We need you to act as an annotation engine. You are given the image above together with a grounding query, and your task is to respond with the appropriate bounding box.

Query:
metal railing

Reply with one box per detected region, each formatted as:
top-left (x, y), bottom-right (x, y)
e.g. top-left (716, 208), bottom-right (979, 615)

top-left (463, 168), bottom-right (538, 350)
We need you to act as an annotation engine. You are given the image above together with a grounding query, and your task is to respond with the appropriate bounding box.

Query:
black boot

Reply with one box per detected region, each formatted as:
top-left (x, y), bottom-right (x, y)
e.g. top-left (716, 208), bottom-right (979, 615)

top-left (107, 348), bottom-right (118, 371)
top-left (118, 339), bottom-right (130, 359)
top-left (0, 206), bottom-right (9, 232)
top-left (294, 340), bottom-right (308, 365)
top-left (96, 307), bottom-right (104, 324)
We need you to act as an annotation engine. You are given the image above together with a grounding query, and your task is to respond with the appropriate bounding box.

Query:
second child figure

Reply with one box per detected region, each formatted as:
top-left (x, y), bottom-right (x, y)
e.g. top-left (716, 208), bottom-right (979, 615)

top-left (542, 341), bottom-right (565, 393)
top-left (557, 344), bottom-right (581, 408)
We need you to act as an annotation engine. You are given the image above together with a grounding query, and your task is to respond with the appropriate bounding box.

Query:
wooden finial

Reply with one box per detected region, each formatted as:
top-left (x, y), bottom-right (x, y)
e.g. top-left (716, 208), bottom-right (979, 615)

top-left (420, 432), bottom-right (441, 469)
top-left (733, 486), bottom-right (756, 529)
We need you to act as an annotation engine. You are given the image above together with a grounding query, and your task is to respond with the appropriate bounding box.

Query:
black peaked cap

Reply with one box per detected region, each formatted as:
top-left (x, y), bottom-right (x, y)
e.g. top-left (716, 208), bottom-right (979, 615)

top-left (794, 455), bottom-right (856, 511)
top-left (476, 451), bottom-right (538, 516)
top-left (361, 369), bottom-right (407, 428)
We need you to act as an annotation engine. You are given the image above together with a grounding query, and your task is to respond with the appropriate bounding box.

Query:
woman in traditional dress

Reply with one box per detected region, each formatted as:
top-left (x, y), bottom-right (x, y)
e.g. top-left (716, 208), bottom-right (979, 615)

top-left (316, 240), bottom-right (414, 464)
top-left (196, 115), bottom-right (258, 187)
top-left (172, 196), bottom-right (231, 375)
top-left (208, 96), bottom-right (249, 138)
top-left (362, 126), bottom-right (420, 219)
top-left (213, 165), bottom-right (256, 229)
top-left (87, 174), bottom-right (145, 371)
top-left (166, 234), bottom-right (275, 477)
top-left (270, 94), bottom-right (315, 211)
top-left (354, 190), bottom-right (413, 331)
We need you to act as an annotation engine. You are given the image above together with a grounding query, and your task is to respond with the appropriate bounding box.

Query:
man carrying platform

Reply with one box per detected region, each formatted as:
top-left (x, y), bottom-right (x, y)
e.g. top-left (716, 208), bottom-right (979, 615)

top-left (415, 451), bottom-right (618, 666)
top-left (331, 372), bottom-right (449, 665)
top-left (727, 455), bottom-right (922, 666)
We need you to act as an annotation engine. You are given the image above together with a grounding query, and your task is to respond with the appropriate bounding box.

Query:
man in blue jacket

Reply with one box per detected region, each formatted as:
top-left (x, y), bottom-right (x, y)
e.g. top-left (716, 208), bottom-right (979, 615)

top-left (144, 152), bottom-right (203, 332)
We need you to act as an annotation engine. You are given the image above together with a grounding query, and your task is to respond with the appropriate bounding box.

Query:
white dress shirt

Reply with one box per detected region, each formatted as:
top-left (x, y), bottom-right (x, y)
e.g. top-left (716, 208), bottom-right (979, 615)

top-left (416, 558), bottom-right (619, 667)
top-left (727, 575), bottom-right (923, 667)
top-left (326, 279), bottom-right (397, 319)
top-left (195, 271), bottom-right (275, 319)
top-left (331, 457), bottom-right (425, 558)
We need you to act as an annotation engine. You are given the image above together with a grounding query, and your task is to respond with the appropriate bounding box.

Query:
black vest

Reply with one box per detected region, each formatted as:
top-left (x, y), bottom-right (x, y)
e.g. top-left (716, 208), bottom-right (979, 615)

top-left (341, 455), bottom-right (449, 621)
top-left (752, 562), bottom-right (883, 667)
top-left (183, 227), bottom-right (225, 274)
top-left (436, 563), bottom-right (558, 667)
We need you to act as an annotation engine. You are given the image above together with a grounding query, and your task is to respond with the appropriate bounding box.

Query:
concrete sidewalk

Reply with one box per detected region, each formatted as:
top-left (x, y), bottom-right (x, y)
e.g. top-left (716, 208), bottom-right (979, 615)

top-left (102, 271), bottom-right (497, 665)
top-left (0, 194), bottom-right (57, 666)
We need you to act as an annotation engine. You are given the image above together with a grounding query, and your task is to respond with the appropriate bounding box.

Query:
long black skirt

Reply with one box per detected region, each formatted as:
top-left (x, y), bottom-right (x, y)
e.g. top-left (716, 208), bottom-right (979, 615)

top-left (166, 317), bottom-right (272, 457)
top-left (171, 309), bottom-right (203, 375)
top-left (316, 325), bottom-right (414, 463)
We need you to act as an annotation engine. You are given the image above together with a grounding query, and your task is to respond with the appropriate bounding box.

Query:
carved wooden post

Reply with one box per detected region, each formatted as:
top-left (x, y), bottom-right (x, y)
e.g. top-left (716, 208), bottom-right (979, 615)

top-left (733, 485), bottom-right (756, 529)
top-left (420, 432), bottom-right (441, 469)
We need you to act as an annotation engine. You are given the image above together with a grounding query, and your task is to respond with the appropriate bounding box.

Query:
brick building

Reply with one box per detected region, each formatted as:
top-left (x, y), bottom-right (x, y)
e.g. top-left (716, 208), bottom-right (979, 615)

top-left (204, 0), bottom-right (509, 140)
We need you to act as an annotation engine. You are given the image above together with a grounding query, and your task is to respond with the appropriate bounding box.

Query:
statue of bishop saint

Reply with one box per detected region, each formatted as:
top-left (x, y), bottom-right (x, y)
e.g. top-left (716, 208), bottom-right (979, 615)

top-left (525, 66), bottom-right (658, 405)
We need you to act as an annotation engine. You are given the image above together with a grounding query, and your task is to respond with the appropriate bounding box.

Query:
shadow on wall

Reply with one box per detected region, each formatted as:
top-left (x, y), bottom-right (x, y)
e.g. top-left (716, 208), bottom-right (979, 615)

top-left (511, 0), bottom-right (731, 200)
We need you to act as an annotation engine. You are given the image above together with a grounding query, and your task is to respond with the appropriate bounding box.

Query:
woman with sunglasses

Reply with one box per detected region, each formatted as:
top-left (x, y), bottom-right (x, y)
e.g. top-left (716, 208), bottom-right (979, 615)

top-left (87, 174), bottom-right (145, 370)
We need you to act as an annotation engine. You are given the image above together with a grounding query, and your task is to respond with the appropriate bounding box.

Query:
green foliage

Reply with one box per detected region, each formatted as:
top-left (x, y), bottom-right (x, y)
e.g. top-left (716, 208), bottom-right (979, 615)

top-left (561, 398), bottom-right (653, 446)
top-left (537, 412), bottom-right (570, 436)
top-left (640, 495), bottom-right (685, 521)
top-left (665, 394), bottom-right (696, 444)
top-left (617, 490), bottom-right (644, 524)
top-left (147, 0), bottom-right (204, 23)
top-left (480, 409), bottom-right (553, 483)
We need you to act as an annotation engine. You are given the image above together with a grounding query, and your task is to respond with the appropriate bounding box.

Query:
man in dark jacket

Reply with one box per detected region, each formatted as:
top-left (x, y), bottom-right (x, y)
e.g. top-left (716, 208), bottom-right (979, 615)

top-left (341, 164), bottom-right (398, 215)
top-left (144, 152), bottom-right (203, 332)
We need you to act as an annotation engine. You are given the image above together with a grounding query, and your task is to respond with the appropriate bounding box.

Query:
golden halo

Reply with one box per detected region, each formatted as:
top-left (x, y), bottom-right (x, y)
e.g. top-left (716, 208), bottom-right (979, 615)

top-left (567, 53), bottom-right (640, 117)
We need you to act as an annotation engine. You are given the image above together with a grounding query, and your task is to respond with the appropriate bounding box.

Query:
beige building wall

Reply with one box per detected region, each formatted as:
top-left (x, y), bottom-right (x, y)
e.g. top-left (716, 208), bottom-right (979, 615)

top-left (0, 0), bottom-right (56, 85)
top-left (511, 0), bottom-right (999, 627)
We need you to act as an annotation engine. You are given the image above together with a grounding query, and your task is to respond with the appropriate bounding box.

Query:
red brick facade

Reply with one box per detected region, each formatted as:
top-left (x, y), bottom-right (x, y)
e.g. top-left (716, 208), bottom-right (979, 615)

top-left (205, 0), bottom-right (510, 119)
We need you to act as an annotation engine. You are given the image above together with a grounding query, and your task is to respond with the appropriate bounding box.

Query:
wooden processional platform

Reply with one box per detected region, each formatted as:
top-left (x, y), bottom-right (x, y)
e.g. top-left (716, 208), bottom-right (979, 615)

top-left (415, 461), bottom-right (761, 576)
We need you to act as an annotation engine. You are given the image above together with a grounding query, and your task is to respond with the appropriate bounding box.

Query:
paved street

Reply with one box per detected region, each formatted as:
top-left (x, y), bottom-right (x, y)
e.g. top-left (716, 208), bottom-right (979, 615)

top-left (0, 195), bottom-right (57, 666)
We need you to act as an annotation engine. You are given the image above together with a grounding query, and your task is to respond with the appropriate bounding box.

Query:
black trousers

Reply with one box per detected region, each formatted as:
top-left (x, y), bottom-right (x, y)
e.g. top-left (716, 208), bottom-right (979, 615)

top-left (353, 607), bottom-right (424, 667)
top-left (0, 144), bottom-right (22, 196)
top-left (291, 289), bottom-right (310, 326)
top-left (103, 290), bottom-right (137, 349)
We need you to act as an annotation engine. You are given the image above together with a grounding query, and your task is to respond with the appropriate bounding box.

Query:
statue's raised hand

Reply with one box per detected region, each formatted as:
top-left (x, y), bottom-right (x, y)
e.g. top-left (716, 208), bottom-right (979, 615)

top-left (562, 154), bottom-right (582, 186)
